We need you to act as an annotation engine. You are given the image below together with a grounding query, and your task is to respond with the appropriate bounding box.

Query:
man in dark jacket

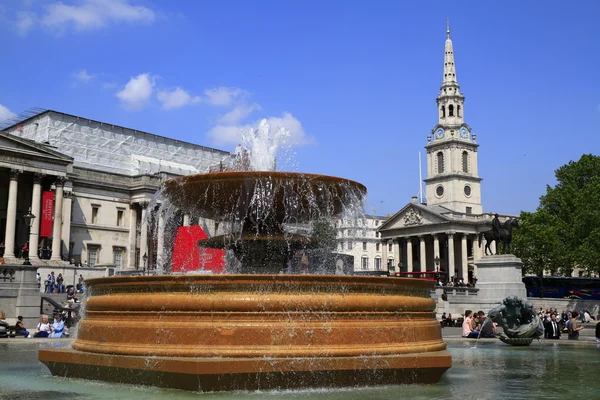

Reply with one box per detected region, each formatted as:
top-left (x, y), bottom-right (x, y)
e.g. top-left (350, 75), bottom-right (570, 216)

top-left (544, 313), bottom-right (561, 340)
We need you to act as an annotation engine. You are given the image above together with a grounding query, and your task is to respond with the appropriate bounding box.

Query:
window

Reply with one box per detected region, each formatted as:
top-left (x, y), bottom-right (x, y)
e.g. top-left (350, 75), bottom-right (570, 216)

top-left (448, 104), bottom-right (454, 117)
top-left (457, 105), bottom-right (461, 117)
top-left (341, 242), bottom-right (345, 251)
top-left (88, 246), bottom-right (99, 267)
top-left (117, 209), bottom-right (124, 227)
top-left (388, 243), bottom-right (393, 252)
top-left (363, 242), bottom-right (367, 251)
top-left (436, 185), bottom-right (445, 197)
top-left (440, 105), bottom-right (445, 118)
top-left (375, 220), bottom-right (379, 226)
top-left (92, 206), bottom-right (99, 224)
top-left (348, 241), bottom-right (353, 250)
top-left (437, 152), bottom-right (444, 173)
top-left (113, 247), bottom-right (124, 267)
top-left (361, 256), bottom-right (368, 270)
top-left (376, 243), bottom-right (380, 251)
top-left (464, 185), bottom-right (472, 197)
top-left (375, 257), bottom-right (382, 271)
top-left (214, 222), bottom-right (220, 234)
top-left (466, 207), bottom-right (473, 215)
top-left (462, 151), bottom-right (469, 173)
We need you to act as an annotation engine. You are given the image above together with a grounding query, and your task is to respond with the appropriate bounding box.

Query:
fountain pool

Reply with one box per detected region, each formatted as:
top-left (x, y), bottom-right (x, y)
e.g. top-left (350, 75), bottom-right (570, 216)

top-left (6, 340), bottom-right (600, 399)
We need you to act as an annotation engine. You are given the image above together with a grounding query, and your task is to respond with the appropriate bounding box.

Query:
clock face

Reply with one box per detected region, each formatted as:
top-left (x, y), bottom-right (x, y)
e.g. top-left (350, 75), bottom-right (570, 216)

top-left (435, 128), bottom-right (445, 139)
top-left (459, 127), bottom-right (469, 138)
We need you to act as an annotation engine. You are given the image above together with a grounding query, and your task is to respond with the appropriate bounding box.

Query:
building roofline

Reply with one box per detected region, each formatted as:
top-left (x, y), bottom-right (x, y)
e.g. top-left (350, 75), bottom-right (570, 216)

top-left (2, 109), bottom-right (230, 156)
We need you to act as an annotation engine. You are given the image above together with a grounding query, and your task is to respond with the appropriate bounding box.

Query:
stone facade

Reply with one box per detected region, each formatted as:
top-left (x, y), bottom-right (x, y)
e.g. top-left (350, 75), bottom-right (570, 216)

top-left (335, 215), bottom-right (392, 273)
top-left (0, 110), bottom-right (229, 278)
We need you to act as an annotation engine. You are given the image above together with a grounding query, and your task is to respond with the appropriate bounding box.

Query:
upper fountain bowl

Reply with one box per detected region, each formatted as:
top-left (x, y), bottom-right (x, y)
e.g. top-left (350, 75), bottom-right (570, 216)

top-left (163, 171), bottom-right (367, 222)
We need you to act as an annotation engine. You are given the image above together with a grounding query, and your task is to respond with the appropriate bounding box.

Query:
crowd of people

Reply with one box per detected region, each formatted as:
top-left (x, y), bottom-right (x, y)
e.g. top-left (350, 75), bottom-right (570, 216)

top-left (38, 271), bottom-right (85, 295)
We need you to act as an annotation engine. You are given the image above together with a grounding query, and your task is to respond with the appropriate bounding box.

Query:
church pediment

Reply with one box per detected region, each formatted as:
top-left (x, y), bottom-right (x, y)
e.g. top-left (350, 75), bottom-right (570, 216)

top-left (0, 132), bottom-right (73, 165)
top-left (379, 203), bottom-right (449, 231)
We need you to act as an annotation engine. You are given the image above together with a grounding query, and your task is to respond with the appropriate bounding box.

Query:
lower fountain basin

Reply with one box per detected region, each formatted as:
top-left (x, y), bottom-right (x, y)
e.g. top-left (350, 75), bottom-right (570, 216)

top-left (39, 274), bottom-right (451, 391)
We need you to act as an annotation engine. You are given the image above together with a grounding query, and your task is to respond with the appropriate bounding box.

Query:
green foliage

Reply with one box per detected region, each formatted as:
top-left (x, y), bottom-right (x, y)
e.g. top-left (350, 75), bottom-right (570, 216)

top-left (513, 154), bottom-right (600, 276)
top-left (311, 219), bottom-right (338, 251)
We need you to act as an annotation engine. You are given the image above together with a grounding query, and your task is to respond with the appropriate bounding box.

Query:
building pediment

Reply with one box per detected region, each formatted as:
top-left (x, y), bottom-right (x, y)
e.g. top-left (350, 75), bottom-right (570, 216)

top-left (0, 131), bottom-right (73, 165)
top-left (378, 203), bottom-right (450, 231)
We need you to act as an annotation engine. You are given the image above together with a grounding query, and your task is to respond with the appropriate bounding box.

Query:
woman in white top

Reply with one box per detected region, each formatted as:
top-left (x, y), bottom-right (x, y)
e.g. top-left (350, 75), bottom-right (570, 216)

top-left (34, 315), bottom-right (51, 338)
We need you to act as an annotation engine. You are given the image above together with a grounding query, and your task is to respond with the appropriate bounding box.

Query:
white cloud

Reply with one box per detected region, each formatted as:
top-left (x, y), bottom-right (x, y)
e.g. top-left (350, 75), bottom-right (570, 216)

top-left (208, 112), bottom-right (313, 147)
top-left (218, 103), bottom-right (261, 125)
top-left (203, 87), bottom-right (248, 106)
top-left (0, 104), bottom-right (17, 121)
top-left (102, 81), bottom-right (118, 89)
top-left (41, 0), bottom-right (155, 34)
top-left (16, 12), bottom-right (35, 35)
top-left (72, 69), bottom-right (95, 83)
top-left (157, 87), bottom-right (201, 110)
top-left (116, 73), bottom-right (154, 110)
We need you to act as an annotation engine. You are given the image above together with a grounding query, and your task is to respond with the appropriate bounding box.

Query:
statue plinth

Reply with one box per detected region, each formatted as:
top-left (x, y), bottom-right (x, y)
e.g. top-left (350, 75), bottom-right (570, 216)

top-left (474, 255), bottom-right (527, 302)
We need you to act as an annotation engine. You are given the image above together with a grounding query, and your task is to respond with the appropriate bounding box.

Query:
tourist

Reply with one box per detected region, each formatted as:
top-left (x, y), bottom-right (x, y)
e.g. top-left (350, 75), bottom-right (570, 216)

top-left (56, 273), bottom-right (64, 294)
top-left (477, 311), bottom-right (496, 338)
top-left (15, 316), bottom-right (30, 338)
top-left (568, 311), bottom-right (584, 340)
top-left (36, 273), bottom-right (41, 288)
top-left (462, 310), bottom-right (480, 338)
top-left (0, 311), bottom-right (9, 337)
top-left (21, 242), bottom-right (29, 259)
top-left (77, 274), bottom-right (84, 293)
top-left (0, 242), bottom-right (5, 257)
top-left (82, 260), bottom-right (89, 268)
top-left (544, 313), bottom-right (561, 340)
top-left (33, 315), bottom-right (51, 338)
top-left (49, 313), bottom-right (65, 338)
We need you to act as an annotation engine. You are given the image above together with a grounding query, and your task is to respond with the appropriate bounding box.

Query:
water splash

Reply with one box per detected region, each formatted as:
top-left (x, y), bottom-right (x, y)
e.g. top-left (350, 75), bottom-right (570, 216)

top-left (235, 119), bottom-right (292, 172)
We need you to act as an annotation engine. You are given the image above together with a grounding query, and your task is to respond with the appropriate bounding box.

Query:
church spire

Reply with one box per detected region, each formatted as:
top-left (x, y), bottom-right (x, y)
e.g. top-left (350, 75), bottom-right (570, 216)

top-left (442, 18), bottom-right (458, 86)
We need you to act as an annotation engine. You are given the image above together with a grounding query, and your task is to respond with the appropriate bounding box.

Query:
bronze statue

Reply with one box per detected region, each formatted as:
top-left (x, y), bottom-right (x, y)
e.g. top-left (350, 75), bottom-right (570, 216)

top-left (479, 218), bottom-right (520, 256)
top-left (488, 296), bottom-right (544, 345)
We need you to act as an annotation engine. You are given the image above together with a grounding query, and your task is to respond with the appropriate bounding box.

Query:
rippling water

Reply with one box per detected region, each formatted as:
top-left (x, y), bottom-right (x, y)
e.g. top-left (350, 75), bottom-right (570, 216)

top-left (1, 340), bottom-right (598, 399)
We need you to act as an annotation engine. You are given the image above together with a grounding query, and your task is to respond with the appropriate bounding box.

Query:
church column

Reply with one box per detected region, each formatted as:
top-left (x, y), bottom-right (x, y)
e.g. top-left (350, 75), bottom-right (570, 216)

top-left (138, 202), bottom-right (149, 270)
top-left (183, 214), bottom-right (190, 226)
top-left (29, 173), bottom-right (43, 258)
top-left (460, 233), bottom-right (468, 280)
top-left (433, 234), bottom-right (440, 264)
top-left (472, 234), bottom-right (479, 278)
top-left (51, 177), bottom-right (65, 261)
top-left (61, 189), bottom-right (73, 259)
top-left (127, 205), bottom-right (138, 269)
top-left (4, 169), bottom-right (21, 258)
top-left (419, 236), bottom-right (426, 272)
top-left (156, 212), bottom-right (166, 274)
top-left (393, 239), bottom-right (401, 274)
top-left (447, 233), bottom-right (455, 282)
top-left (406, 237), bottom-right (413, 273)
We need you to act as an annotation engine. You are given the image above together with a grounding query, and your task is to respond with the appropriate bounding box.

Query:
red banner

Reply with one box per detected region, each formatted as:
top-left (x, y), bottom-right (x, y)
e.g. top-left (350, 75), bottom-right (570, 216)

top-left (41, 191), bottom-right (54, 237)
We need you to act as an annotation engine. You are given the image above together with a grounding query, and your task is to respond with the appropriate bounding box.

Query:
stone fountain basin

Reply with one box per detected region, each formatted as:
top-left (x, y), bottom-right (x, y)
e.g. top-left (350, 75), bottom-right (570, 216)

top-left (162, 171), bottom-right (367, 221)
top-left (39, 274), bottom-right (451, 391)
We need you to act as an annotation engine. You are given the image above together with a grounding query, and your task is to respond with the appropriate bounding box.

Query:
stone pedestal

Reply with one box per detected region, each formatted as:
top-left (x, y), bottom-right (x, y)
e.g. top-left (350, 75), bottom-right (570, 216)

top-left (474, 254), bottom-right (527, 302)
top-left (0, 264), bottom-right (41, 329)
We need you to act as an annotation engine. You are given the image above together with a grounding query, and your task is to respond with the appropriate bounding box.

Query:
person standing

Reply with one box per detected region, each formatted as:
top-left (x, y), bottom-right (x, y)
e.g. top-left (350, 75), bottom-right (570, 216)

top-left (544, 313), bottom-right (561, 340)
top-left (56, 273), bottom-right (64, 294)
top-left (568, 311), bottom-right (584, 340)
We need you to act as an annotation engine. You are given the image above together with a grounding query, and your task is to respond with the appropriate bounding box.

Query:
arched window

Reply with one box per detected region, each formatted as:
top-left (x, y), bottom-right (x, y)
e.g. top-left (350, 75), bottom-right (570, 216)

top-left (448, 104), bottom-right (454, 117)
top-left (437, 152), bottom-right (445, 173)
top-left (462, 151), bottom-right (469, 172)
top-left (440, 105), bottom-right (445, 118)
top-left (457, 105), bottom-right (461, 117)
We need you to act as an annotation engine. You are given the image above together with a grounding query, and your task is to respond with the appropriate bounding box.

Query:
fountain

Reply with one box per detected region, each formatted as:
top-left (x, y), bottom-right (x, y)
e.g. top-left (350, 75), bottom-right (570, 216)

top-left (38, 120), bottom-right (451, 391)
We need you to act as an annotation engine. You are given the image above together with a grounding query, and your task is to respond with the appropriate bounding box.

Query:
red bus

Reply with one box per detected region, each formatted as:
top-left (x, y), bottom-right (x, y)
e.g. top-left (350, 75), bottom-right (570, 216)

top-left (394, 271), bottom-right (443, 281)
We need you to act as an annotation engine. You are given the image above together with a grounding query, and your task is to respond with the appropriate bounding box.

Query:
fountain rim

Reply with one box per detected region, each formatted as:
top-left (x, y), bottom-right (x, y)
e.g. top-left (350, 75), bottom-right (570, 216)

top-left (84, 273), bottom-right (434, 289)
top-left (163, 170), bottom-right (367, 194)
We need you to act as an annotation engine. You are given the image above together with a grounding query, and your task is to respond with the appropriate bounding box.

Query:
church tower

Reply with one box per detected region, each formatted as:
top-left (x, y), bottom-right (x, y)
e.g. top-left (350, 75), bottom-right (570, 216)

top-left (424, 21), bottom-right (482, 214)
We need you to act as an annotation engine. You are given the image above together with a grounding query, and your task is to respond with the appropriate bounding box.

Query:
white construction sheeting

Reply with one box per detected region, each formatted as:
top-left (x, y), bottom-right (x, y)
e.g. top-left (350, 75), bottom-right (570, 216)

top-left (6, 111), bottom-right (229, 176)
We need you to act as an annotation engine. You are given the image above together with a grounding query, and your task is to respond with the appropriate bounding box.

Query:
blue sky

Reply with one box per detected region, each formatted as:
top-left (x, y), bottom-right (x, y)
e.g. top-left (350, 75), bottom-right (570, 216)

top-left (1, 1), bottom-right (599, 216)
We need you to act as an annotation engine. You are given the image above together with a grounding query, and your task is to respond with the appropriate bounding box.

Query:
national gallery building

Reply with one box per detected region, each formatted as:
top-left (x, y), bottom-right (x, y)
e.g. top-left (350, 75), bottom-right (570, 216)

top-left (0, 110), bottom-right (228, 271)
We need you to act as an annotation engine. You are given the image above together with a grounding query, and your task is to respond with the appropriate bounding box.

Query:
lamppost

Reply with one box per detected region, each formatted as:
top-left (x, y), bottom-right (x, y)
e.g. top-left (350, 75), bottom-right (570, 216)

top-left (22, 208), bottom-right (35, 266)
top-left (142, 253), bottom-right (148, 275)
top-left (434, 255), bottom-right (440, 273)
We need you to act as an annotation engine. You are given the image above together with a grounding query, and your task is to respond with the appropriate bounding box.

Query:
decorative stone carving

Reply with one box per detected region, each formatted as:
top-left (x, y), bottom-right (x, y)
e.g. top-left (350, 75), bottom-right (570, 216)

top-left (404, 208), bottom-right (423, 226)
top-left (9, 169), bottom-right (21, 180)
top-left (33, 173), bottom-right (44, 183)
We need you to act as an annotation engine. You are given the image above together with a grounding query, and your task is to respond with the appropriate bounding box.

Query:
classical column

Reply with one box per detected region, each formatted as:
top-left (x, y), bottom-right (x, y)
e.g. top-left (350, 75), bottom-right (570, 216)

top-left (406, 237), bottom-right (413, 273)
top-left (61, 190), bottom-right (73, 259)
top-left (183, 214), bottom-right (190, 226)
top-left (381, 239), bottom-right (388, 267)
top-left (156, 212), bottom-right (166, 274)
top-left (472, 234), bottom-right (479, 278)
top-left (127, 206), bottom-right (138, 269)
top-left (138, 202), bottom-right (149, 270)
top-left (447, 233), bottom-right (455, 281)
top-left (461, 234), bottom-right (468, 280)
top-left (393, 239), bottom-right (401, 274)
top-left (433, 234), bottom-right (440, 262)
top-left (419, 236), bottom-right (426, 272)
top-left (51, 177), bottom-right (65, 261)
top-left (4, 169), bottom-right (20, 258)
top-left (29, 173), bottom-right (43, 259)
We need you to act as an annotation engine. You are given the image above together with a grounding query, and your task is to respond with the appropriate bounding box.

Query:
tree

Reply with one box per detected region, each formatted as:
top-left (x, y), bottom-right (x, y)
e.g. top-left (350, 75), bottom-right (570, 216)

top-left (512, 154), bottom-right (600, 276)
